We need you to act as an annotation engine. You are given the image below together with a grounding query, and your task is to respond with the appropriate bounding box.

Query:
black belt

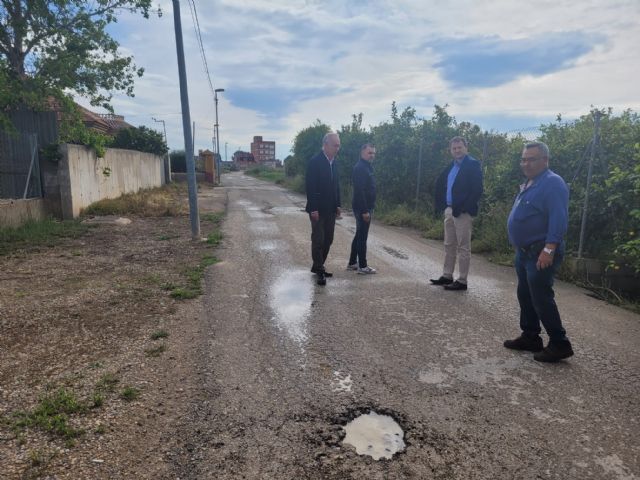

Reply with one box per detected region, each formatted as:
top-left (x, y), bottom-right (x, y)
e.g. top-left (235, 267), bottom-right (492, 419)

top-left (519, 240), bottom-right (545, 254)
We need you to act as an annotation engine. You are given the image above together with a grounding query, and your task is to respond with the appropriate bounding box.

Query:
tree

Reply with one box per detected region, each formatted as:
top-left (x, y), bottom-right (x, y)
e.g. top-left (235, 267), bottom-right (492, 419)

top-left (286, 120), bottom-right (330, 178)
top-left (0, 0), bottom-right (156, 128)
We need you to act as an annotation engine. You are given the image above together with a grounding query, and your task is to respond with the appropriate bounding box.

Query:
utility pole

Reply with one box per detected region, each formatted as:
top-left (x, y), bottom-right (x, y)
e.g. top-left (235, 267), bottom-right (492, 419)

top-left (578, 110), bottom-right (601, 258)
top-left (152, 117), bottom-right (171, 183)
top-left (415, 140), bottom-right (423, 211)
top-left (172, 0), bottom-right (200, 239)
top-left (214, 88), bottom-right (224, 183)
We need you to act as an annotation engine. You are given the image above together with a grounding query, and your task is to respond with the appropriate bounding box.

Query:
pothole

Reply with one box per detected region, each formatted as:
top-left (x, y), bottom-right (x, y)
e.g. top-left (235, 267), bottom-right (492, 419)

top-left (342, 411), bottom-right (406, 460)
top-left (383, 246), bottom-right (408, 259)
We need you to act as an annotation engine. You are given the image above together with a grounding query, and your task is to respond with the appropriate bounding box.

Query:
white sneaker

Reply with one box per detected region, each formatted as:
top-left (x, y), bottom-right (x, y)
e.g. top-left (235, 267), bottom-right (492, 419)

top-left (357, 266), bottom-right (377, 274)
top-left (346, 263), bottom-right (358, 271)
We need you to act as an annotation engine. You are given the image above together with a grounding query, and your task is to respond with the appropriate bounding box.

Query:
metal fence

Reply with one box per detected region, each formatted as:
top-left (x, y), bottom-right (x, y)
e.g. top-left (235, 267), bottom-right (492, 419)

top-left (0, 109), bottom-right (58, 199)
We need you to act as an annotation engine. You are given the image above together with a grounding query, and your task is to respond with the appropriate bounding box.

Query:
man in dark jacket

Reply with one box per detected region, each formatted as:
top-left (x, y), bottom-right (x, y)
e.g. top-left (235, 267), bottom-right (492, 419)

top-left (348, 144), bottom-right (377, 274)
top-left (305, 132), bottom-right (342, 286)
top-left (430, 136), bottom-right (483, 291)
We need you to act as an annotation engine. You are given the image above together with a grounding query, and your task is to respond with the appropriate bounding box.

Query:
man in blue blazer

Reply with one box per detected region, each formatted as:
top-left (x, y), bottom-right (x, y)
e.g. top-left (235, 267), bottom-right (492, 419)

top-left (305, 132), bottom-right (342, 286)
top-left (430, 136), bottom-right (484, 291)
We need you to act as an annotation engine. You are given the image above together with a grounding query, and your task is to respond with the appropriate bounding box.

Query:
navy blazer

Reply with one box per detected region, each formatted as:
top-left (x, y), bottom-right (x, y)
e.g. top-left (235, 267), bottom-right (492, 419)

top-left (305, 151), bottom-right (341, 214)
top-left (351, 159), bottom-right (376, 213)
top-left (434, 155), bottom-right (483, 217)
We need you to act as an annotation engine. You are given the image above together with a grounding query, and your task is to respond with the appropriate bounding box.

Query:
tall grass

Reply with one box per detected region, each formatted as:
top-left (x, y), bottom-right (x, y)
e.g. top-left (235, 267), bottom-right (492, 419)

top-left (82, 184), bottom-right (187, 217)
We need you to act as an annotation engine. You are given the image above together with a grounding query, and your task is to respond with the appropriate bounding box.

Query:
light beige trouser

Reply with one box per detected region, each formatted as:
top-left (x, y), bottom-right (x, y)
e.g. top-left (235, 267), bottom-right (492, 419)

top-left (443, 207), bottom-right (473, 283)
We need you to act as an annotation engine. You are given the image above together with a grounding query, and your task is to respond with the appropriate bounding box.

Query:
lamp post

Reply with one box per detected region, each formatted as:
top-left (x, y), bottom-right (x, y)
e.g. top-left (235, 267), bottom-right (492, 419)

top-left (214, 88), bottom-right (224, 183)
top-left (152, 117), bottom-right (171, 183)
top-left (225, 142), bottom-right (228, 163)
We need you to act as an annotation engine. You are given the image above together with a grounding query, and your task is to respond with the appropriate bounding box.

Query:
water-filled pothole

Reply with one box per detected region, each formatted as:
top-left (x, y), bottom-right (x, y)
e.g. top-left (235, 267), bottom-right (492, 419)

top-left (342, 411), bottom-right (406, 460)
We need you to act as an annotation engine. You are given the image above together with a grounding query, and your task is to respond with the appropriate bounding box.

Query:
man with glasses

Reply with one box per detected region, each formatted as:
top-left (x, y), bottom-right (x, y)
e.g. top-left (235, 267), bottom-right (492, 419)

top-left (504, 141), bottom-right (574, 362)
top-left (306, 132), bottom-right (342, 286)
top-left (430, 136), bottom-right (483, 291)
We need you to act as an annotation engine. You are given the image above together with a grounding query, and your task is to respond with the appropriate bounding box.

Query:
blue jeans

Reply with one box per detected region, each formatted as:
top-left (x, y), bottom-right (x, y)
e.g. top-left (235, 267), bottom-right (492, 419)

top-left (515, 245), bottom-right (568, 342)
top-left (349, 210), bottom-right (372, 268)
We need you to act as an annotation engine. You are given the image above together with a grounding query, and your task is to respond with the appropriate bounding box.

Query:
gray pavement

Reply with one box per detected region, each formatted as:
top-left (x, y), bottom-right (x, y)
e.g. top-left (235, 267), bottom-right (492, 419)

top-left (173, 171), bottom-right (640, 479)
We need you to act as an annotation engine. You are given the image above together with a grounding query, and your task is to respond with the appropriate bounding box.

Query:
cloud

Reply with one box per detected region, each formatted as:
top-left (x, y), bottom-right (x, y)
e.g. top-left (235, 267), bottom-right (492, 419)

top-left (431, 32), bottom-right (603, 88)
top-left (83, 0), bottom-right (640, 161)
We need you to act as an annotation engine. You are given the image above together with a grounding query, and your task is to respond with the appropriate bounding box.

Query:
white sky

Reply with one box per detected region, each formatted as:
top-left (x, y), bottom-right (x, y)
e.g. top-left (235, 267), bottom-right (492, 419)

top-left (93, 0), bottom-right (640, 160)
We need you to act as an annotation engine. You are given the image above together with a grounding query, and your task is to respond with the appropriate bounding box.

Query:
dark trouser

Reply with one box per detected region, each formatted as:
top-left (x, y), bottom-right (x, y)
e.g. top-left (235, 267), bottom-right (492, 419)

top-left (515, 245), bottom-right (568, 342)
top-left (310, 212), bottom-right (336, 271)
top-left (349, 210), bottom-right (371, 268)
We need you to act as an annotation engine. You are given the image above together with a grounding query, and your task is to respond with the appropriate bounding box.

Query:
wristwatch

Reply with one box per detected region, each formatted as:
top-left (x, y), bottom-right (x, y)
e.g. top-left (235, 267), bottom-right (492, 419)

top-left (543, 247), bottom-right (555, 255)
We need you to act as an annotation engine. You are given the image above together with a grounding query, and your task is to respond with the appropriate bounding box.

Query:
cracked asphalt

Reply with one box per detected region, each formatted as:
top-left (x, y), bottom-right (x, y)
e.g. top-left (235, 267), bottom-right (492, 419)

top-left (168, 171), bottom-right (640, 479)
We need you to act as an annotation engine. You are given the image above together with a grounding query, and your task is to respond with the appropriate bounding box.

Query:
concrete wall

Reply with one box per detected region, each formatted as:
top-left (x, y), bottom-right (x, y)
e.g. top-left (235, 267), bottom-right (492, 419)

top-left (0, 198), bottom-right (47, 228)
top-left (59, 144), bottom-right (164, 219)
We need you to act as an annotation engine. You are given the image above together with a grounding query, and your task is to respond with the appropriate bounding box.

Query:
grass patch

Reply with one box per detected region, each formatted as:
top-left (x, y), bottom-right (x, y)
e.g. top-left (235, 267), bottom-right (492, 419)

top-left (169, 254), bottom-right (219, 299)
top-left (206, 230), bottom-right (223, 246)
top-left (120, 387), bottom-right (140, 401)
top-left (95, 373), bottom-right (119, 393)
top-left (12, 388), bottom-right (86, 440)
top-left (245, 165), bottom-right (286, 183)
top-left (82, 183), bottom-right (187, 217)
top-left (0, 218), bottom-right (91, 256)
top-left (202, 211), bottom-right (224, 223)
top-left (151, 329), bottom-right (169, 340)
top-left (376, 204), bottom-right (438, 234)
top-left (145, 344), bottom-right (167, 357)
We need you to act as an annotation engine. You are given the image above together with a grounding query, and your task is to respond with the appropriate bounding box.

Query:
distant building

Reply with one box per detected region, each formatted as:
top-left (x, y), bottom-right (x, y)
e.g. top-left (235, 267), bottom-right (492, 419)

top-left (233, 150), bottom-right (255, 170)
top-left (250, 136), bottom-right (276, 164)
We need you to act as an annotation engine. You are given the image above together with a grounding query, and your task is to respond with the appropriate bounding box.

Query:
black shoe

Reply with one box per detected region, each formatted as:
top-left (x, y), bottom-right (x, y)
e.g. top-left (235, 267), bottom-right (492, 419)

top-left (316, 272), bottom-right (326, 286)
top-left (430, 276), bottom-right (453, 285)
top-left (534, 340), bottom-right (574, 363)
top-left (443, 280), bottom-right (467, 291)
top-left (503, 334), bottom-right (544, 352)
top-left (311, 266), bottom-right (333, 277)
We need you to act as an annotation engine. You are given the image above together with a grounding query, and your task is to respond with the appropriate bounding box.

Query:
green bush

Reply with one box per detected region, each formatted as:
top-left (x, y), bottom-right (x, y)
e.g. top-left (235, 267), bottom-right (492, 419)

top-left (109, 126), bottom-right (167, 156)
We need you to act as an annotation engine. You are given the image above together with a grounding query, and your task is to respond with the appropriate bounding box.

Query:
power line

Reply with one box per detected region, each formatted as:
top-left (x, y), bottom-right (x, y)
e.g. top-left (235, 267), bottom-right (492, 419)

top-left (186, 0), bottom-right (216, 107)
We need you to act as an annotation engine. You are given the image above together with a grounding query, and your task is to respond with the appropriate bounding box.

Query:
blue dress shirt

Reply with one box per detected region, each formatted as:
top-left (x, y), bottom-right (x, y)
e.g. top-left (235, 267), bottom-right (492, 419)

top-left (507, 169), bottom-right (569, 248)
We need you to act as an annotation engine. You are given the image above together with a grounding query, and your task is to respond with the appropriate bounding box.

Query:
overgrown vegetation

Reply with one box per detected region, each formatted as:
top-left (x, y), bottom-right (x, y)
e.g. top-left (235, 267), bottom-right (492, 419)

top-left (284, 105), bottom-right (640, 298)
top-left (0, 219), bottom-right (91, 256)
top-left (82, 183), bottom-right (187, 217)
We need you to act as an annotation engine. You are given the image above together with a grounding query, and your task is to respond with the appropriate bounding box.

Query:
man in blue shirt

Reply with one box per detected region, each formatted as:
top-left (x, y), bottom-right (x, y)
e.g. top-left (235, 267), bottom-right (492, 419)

top-left (348, 144), bottom-right (377, 274)
top-left (505, 141), bottom-right (574, 362)
top-left (431, 136), bottom-right (483, 291)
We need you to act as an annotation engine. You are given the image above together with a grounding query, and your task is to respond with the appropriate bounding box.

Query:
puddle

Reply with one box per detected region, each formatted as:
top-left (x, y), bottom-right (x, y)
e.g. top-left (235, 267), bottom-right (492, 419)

top-left (342, 411), bottom-right (405, 460)
top-left (269, 270), bottom-right (313, 345)
top-left (256, 240), bottom-right (279, 252)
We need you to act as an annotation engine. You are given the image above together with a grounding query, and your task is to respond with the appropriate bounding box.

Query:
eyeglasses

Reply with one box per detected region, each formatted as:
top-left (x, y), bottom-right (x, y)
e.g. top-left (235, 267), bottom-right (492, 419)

top-left (520, 156), bottom-right (542, 164)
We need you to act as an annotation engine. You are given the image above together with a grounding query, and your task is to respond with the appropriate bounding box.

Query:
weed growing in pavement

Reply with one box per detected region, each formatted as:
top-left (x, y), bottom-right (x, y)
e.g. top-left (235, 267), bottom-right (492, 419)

top-left (12, 388), bottom-right (86, 440)
top-left (145, 344), bottom-right (167, 357)
top-left (95, 423), bottom-right (106, 434)
top-left (151, 330), bottom-right (169, 340)
top-left (120, 387), bottom-right (140, 401)
top-left (0, 219), bottom-right (91, 256)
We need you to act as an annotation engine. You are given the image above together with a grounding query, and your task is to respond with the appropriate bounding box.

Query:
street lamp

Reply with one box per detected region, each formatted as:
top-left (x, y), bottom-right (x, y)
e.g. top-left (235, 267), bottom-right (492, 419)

top-left (225, 142), bottom-right (228, 163)
top-left (152, 117), bottom-right (171, 183)
top-left (214, 88), bottom-right (224, 183)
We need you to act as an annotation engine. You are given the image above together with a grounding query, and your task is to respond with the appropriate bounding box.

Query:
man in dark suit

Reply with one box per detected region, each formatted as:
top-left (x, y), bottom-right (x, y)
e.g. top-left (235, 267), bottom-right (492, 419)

top-left (305, 132), bottom-right (342, 286)
top-left (430, 136), bottom-right (483, 291)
